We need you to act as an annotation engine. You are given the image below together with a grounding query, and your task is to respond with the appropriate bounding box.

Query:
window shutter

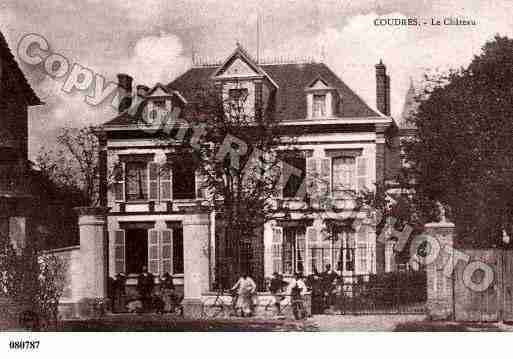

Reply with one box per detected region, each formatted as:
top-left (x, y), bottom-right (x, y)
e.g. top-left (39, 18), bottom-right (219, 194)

top-left (160, 163), bottom-right (172, 201)
top-left (320, 157), bottom-right (332, 197)
top-left (148, 162), bottom-right (159, 201)
top-left (272, 155), bottom-right (283, 198)
top-left (114, 230), bottom-right (125, 274)
top-left (356, 156), bottom-right (368, 192)
top-left (307, 227), bottom-right (321, 274)
top-left (196, 169), bottom-right (206, 199)
top-left (272, 227), bottom-right (283, 274)
top-left (161, 229), bottom-right (173, 275)
top-left (148, 229), bottom-right (160, 275)
top-left (306, 157), bottom-right (318, 196)
top-left (114, 162), bottom-right (125, 201)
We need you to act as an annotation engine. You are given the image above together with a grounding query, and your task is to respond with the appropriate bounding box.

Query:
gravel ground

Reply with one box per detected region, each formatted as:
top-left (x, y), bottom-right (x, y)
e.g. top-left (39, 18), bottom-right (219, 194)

top-left (52, 314), bottom-right (318, 332)
top-left (33, 313), bottom-right (513, 332)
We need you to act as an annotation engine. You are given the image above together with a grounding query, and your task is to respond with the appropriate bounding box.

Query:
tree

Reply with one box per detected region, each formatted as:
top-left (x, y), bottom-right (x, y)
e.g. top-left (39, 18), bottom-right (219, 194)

top-left (37, 126), bottom-right (101, 206)
top-left (0, 230), bottom-right (66, 329)
top-left (403, 35), bottom-right (513, 247)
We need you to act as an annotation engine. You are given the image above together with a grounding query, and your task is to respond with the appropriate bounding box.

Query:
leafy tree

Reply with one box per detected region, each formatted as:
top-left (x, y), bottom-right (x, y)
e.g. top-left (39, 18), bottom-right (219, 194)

top-left (403, 35), bottom-right (513, 248)
top-left (0, 230), bottom-right (66, 329)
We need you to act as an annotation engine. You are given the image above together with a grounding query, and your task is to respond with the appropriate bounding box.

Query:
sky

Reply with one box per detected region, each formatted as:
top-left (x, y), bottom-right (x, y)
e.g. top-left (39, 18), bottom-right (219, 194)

top-left (1, 0), bottom-right (512, 159)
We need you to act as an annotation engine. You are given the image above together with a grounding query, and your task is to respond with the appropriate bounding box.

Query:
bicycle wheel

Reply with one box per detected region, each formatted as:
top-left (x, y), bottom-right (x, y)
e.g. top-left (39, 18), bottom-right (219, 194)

top-left (201, 300), bottom-right (224, 319)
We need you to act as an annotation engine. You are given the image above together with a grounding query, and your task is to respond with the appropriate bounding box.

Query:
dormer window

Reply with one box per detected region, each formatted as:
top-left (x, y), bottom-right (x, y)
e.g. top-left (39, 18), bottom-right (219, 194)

top-left (306, 77), bottom-right (335, 119)
top-left (313, 94), bottom-right (327, 118)
top-left (229, 88), bottom-right (248, 102)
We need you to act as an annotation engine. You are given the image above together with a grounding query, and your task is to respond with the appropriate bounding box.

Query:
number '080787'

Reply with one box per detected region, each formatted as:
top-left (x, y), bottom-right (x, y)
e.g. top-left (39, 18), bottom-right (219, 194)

top-left (9, 341), bottom-right (40, 350)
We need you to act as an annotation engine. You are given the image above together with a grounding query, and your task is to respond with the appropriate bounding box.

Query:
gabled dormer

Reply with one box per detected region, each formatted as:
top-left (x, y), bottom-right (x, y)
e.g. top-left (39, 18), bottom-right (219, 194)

top-left (305, 76), bottom-right (339, 119)
top-left (210, 44), bottom-right (278, 119)
top-left (140, 83), bottom-right (187, 125)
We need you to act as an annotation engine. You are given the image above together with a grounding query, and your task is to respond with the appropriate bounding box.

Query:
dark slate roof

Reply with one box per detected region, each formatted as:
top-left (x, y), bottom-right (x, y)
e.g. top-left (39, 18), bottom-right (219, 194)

top-left (0, 31), bottom-right (42, 106)
top-left (103, 62), bottom-right (380, 127)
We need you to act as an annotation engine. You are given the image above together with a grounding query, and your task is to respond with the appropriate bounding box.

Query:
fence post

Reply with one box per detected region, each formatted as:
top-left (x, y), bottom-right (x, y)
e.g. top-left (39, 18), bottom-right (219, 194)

top-left (424, 220), bottom-right (455, 320)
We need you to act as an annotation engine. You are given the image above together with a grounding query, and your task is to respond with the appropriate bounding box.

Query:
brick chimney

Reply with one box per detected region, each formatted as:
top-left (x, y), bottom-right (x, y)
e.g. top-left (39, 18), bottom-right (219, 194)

top-left (136, 84), bottom-right (150, 98)
top-left (117, 73), bottom-right (133, 113)
top-left (375, 60), bottom-right (390, 116)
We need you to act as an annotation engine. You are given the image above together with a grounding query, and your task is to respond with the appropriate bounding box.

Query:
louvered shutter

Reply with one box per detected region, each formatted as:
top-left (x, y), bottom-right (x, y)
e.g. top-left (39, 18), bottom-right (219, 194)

top-left (306, 157), bottom-right (318, 197)
top-left (148, 229), bottom-right (160, 275)
top-left (161, 229), bottom-right (173, 275)
top-left (196, 169), bottom-right (206, 199)
top-left (160, 163), bottom-right (172, 201)
top-left (148, 162), bottom-right (159, 201)
top-left (356, 156), bottom-right (368, 192)
top-left (114, 162), bottom-right (125, 201)
top-left (272, 154), bottom-right (283, 198)
top-left (114, 230), bottom-right (125, 274)
top-left (320, 157), bottom-right (332, 196)
top-left (272, 227), bottom-right (283, 274)
top-left (307, 227), bottom-right (321, 274)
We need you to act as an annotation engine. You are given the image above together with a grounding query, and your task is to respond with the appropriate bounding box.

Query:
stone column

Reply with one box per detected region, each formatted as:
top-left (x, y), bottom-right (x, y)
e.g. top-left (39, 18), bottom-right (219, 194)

top-left (182, 213), bottom-right (211, 316)
top-left (424, 221), bottom-right (455, 320)
top-left (75, 207), bottom-right (110, 300)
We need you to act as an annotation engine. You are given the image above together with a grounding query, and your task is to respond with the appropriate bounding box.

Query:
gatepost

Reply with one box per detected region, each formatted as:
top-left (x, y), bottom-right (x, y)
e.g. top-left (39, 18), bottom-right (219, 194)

top-left (424, 220), bottom-right (455, 320)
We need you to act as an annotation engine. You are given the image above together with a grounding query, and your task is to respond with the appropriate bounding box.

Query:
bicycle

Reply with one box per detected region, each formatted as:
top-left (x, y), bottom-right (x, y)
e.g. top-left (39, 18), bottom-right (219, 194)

top-left (264, 294), bottom-right (290, 317)
top-left (200, 288), bottom-right (239, 319)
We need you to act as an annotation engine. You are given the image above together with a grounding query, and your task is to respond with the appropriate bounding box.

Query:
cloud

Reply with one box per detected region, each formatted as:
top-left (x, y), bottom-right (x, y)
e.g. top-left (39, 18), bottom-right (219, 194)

top-left (116, 33), bottom-right (191, 86)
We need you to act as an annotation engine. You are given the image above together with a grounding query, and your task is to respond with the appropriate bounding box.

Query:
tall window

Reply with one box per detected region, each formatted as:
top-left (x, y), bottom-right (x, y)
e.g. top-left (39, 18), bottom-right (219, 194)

top-left (172, 157), bottom-right (196, 199)
top-left (312, 94), bottom-right (326, 118)
top-left (332, 157), bottom-right (356, 196)
top-left (282, 155), bottom-right (306, 198)
top-left (172, 227), bottom-right (184, 274)
top-left (283, 227), bottom-right (306, 275)
top-left (125, 162), bottom-right (148, 201)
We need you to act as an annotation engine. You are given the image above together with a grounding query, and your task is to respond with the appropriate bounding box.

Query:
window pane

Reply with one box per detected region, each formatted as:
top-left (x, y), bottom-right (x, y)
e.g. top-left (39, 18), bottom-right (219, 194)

top-left (332, 157), bottom-right (355, 196)
top-left (283, 155), bottom-right (306, 198)
top-left (229, 88), bottom-right (248, 101)
top-left (173, 228), bottom-right (184, 274)
top-left (125, 162), bottom-right (148, 201)
top-left (313, 94), bottom-right (326, 117)
top-left (172, 158), bottom-right (196, 199)
top-left (283, 230), bottom-right (294, 275)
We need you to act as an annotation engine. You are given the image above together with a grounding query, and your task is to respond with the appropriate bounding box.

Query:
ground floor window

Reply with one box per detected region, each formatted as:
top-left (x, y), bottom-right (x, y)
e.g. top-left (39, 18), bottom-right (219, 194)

top-left (114, 225), bottom-right (184, 276)
top-left (281, 227), bottom-right (306, 275)
top-left (273, 224), bottom-right (373, 276)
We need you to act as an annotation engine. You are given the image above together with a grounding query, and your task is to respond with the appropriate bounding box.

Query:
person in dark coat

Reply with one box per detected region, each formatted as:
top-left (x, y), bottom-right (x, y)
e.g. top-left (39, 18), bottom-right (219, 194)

top-left (269, 272), bottom-right (287, 315)
top-left (113, 273), bottom-right (127, 313)
top-left (137, 266), bottom-right (155, 311)
top-left (321, 264), bottom-right (338, 310)
top-left (306, 269), bottom-right (324, 314)
top-left (160, 272), bottom-right (179, 313)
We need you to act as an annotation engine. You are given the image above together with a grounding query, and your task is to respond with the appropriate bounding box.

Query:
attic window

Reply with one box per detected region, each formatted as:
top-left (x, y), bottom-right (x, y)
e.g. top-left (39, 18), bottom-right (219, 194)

top-left (154, 100), bottom-right (165, 108)
top-left (313, 94), bottom-right (326, 118)
top-left (229, 88), bottom-right (248, 102)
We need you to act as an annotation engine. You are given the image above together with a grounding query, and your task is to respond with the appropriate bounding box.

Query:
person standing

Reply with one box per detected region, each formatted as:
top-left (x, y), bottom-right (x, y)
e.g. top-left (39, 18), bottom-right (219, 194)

top-left (321, 264), bottom-right (338, 310)
top-left (289, 272), bottom-right (307, 320)
top-left (231, 273), bottom-right (257, 317)
top-left (160, 272), bottom-right (179, 313)
top-left (269, 272), bottom-right (287, 315)
top-left (137, 266), bottom-right (155, 311)
top-left (306, 270), bottom-right (323, 314)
